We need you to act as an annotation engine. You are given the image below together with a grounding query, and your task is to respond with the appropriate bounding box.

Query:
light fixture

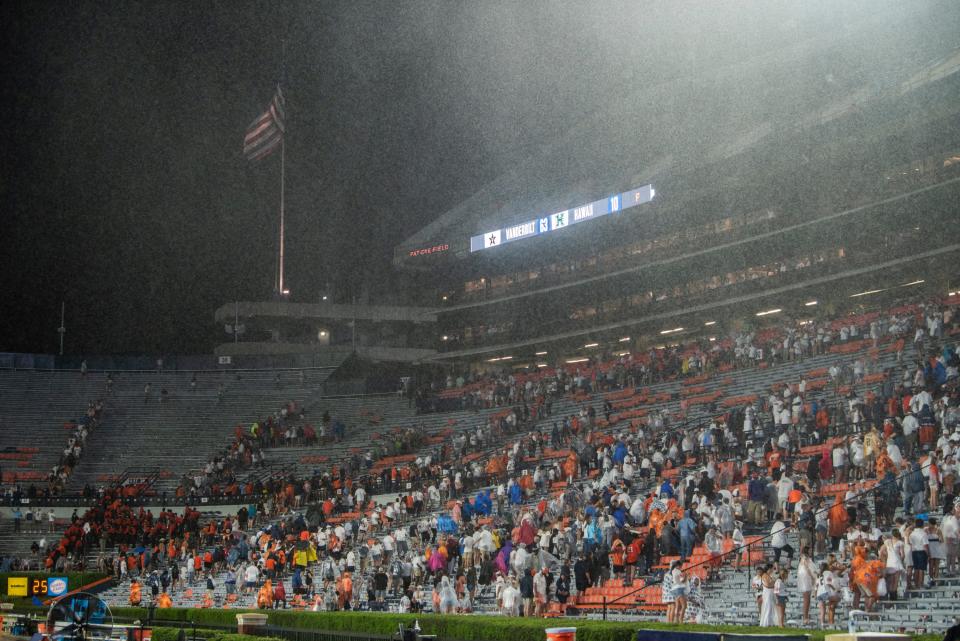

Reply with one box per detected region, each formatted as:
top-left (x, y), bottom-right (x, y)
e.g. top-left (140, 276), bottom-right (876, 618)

top-left (442, 295), bottom-right (448, 300)
top-left (584, 342), bottom-right (599, 348)
top-left (319, 330), bottom-right (327, 337)
top-left (619, 337), bottom-right (631, 342)
top-left (536, 363), bottom-right (548, 368)
top-left (565, 358), bottom-right (590, 364)
top-left (535, 351), bottom-right (548, 356)
top-left (659, 327), bottom-right (684, 335)
top-left (703, 321), bottom-right (716, 326)
top-left (804, 301), bottom-right (818, 306)
top-left (321, 295), bottom-right (328, 301)
top-left (850, 289), bottom-right (884, 298)
top-left (900, 280), bottom-right (925, 287)
top-left (500, 356), bottom-right (513, 361)
top-left (441, 335), bottom-right (449, 341)
top-left (282, 289), bottom-right (290, 295)
top-left (708, 337), bottom-right (716, 342)
top-left (615, 351), bottom-right (630, 356)
top-left (487, 357), bottom-right (501, 362)
top-left (755, 308), bottom-right (781, 316)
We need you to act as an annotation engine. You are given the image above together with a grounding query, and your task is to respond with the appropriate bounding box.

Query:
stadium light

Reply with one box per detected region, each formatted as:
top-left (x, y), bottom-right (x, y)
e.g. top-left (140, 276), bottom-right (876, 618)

top-left (850, 289), bottom-right (884, 298)
top-left (804, 300), bottom-right (818, 306)
top-left (537, 363), bottom-right (548, 368)
top-left (282, 289), bottom-right (290, 296)
top-left (500, 356), bottom-right (513, 361)
top-left (535, 351), bottom-right (548, 356)
top-left (659, 327), bottom-right (684, 335)
top-left (615, 351), bottom-right (630, 356)
top-left (584, 342), bottom-right (599, 348)
top-left (322, 295), bottom-right (328, 301)
top-left (703, 321), bottom-right (716, 326)
top-left (441, 335), bottom-right (449, 341)
top-left (565, 358), bottom-right (590, 364)
top-left (755, 309), bottom-right (781, 316)
top-left (708, 337), bottom-right (716, 342)
top-left (900, 280), bottom-right (925, 287)
top-left (619, 337), bottom-right (630, 342)
top-left (442, 295), bottom-right (448, 300)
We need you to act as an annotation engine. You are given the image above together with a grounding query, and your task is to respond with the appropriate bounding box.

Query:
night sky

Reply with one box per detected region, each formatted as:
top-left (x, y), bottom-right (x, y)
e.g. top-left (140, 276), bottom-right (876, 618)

top-left (0, 1), bottom-right (671, 355)
top-left (0, 1), bottom-right (886, 356)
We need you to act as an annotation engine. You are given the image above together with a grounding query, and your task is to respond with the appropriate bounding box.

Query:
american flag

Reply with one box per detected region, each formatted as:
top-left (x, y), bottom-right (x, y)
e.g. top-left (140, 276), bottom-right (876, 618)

top-left (243, 87), bottom-right (285, 161)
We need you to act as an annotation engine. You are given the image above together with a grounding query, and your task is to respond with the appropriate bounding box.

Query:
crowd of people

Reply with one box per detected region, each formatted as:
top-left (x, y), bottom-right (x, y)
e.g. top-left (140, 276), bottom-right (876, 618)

top-left (6, 297), bottom-right (960, 631)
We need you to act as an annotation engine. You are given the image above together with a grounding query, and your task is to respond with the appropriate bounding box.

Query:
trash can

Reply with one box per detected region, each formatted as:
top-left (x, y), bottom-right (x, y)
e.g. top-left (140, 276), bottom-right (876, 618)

top-left (127, 627), bottom-right (152, 641)
top-left (546, 627), bottom-right (577, 641)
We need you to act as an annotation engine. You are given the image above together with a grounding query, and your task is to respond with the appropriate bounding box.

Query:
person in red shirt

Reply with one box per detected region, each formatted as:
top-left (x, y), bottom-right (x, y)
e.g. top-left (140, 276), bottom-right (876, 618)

top-left (272, 580), bottom-right (286, 609)
top-left (625, 536), bottom-right (641, 584)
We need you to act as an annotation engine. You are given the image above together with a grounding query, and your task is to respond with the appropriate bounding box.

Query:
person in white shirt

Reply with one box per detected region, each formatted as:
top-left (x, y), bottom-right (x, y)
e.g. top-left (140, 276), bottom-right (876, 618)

top-left (832, 443), bottom-right (847, 483)
top-left (849, 437), bottom-right (865, 481)
top-left (777, 475), bottom-right (794, 520)
top-left (882, 530), bottom-right (906, 600)
top-left (816, 564), bottom-right (839, 627)
top-left (908, 519), bottom-right (930, 589)
top-left (770, 520), bottom-right (793, 565)
top-left (499, 578), bottom-right (520, 616)
top-left (796, 548), bottom-right (817, 625)
top-left (533, 568), bottom-right (548, 616)
top-left (903, 412), bottom-right (919, 457)
top-left (942, 506), bottom-right (960, 575)
top-left (243, 563), bottom-right (259, 593)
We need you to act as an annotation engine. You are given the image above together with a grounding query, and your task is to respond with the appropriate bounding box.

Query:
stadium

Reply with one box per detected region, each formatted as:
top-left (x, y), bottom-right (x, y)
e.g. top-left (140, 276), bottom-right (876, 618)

top-left (3, 3), bottom-right (960, 641)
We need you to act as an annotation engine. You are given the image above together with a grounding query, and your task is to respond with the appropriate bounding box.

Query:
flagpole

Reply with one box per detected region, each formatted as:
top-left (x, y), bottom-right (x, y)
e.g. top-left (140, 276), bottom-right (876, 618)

top-left (279, 135), bottom-right (286, 295)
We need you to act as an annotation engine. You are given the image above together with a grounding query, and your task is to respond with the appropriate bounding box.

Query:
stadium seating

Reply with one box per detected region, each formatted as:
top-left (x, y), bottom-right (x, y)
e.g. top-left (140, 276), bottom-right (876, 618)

top-left (6, 299), bottom-right (960, 634)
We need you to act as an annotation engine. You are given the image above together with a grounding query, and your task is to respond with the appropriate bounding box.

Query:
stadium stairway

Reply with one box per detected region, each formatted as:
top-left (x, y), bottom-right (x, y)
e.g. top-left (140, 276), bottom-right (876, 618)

top-left (56, 368), bottom-right (336, 495)
top-left (0, 370), bottom-right (112, 487)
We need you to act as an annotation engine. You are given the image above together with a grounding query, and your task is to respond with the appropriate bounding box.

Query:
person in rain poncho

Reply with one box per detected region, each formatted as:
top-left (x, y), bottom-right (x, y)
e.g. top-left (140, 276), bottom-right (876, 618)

top-left (438, 575), bottom-right (459, 614)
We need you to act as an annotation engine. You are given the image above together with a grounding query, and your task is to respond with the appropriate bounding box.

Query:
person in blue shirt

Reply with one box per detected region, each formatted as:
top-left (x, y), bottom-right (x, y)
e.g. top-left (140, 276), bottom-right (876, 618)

top-left (584, 517), bottom-right (603, 555)
top-left (510, 482), bottom-right (523, 505)
top-left (660, 479), bottom-right (675, 499)
top-left (613, 441), bottom-right (628, 466)
top-left (747, 474), bottom-right (767, 524)
top-left (474, 489), bottom-right (492, 516)
top-left (612, 503), bottom-right (628, 529)
top-left (677, 510), bottom-right (698, 561)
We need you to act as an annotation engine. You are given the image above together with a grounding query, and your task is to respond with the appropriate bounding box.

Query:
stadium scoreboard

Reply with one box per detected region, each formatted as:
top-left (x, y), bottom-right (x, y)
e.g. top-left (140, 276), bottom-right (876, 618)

top-left (5, 576), bottom-right (68, 597)
top-left (469, 183), bottom-right (654, 252)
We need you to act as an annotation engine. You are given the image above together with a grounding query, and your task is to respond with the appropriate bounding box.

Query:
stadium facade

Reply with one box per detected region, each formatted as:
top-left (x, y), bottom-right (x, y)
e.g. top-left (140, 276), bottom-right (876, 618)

top-left (388, 7), bottom-right (960, 369)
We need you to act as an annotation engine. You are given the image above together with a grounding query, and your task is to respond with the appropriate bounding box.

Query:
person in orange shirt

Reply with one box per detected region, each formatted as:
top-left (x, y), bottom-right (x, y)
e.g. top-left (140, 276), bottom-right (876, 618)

top-left (157, 592), bottom-right (173, 608)
top-left (257, 580), bottom-right (273, 609)
top-left (609, 537), bottom-right (626, 578)
top-left (129, 579), bottom-right (142, 606)
top-left (340, 573), bottom-right (353, 609)
top-left (827, 496), bottom-right (849, 551)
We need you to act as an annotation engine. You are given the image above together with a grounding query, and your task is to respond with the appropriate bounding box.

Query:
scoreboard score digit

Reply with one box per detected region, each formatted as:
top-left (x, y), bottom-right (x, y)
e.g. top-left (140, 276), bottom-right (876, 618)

top-left (30, 578), bottom-right (48, 596)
